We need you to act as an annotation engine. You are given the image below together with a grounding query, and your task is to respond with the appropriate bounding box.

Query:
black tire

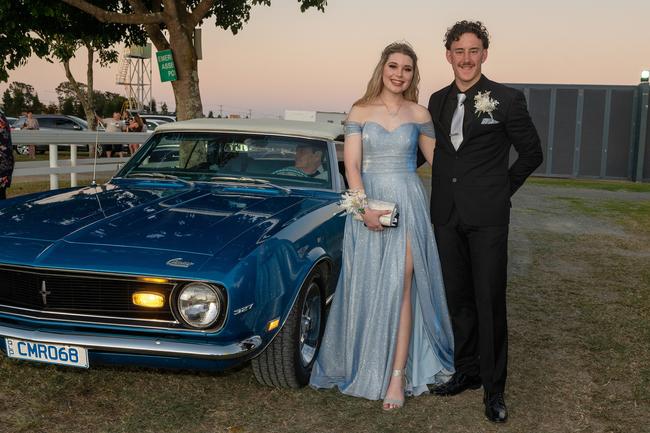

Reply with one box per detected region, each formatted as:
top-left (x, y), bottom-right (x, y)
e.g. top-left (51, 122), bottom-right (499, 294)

top-left (252, 269), bottom-right (326, 388)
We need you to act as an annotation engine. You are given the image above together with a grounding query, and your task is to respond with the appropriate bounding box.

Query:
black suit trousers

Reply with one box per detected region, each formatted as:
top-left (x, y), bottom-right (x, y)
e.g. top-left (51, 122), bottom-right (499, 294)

top-left (434, 206), bottom-right (509, 393)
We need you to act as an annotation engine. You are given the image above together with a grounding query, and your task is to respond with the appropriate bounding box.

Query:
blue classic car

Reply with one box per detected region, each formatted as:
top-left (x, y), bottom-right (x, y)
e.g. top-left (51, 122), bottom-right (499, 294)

top-left (0, 119), bottom-right (347, 387)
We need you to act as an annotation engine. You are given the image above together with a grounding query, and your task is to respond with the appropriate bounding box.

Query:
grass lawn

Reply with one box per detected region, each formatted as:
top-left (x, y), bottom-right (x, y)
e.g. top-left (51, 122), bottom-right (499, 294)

top-left (0, 179), bottom-right (648, 432)
top-left (529, 176), bottom-right (650, 193)
top-left (8, 177), bottom-right (109, 198)
top-left (13, 151), bottom-right (96, 162)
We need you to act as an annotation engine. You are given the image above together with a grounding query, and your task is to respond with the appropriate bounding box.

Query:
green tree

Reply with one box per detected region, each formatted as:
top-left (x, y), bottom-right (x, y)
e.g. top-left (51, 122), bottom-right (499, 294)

top-left (44, 103), bottom-right (60, 114)
top-left (61, 0), bottom-right (327, 120)
top-left (0, 2), bottom-right (49, 83)
top-left (1, 82), bottom-right (43, 116)
top-left (1, 90), bottom-right (13, 116)
top-left (207, 110), bottom-right (214, 118)
top-left (61, 98), bottom-right (76, 116)
top-left (93, 90), bottom-right (126, 117)
top-left (0, 1), bottom-right (146, 129)
top-left (160, 102), bottom-right (169, 115)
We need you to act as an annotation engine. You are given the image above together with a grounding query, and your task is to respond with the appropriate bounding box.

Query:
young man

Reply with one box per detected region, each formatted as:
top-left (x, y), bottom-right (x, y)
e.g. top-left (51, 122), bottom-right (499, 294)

top-left (273, 143), bottom-right (327, 180)
top-left (427, 21), bottom-right (543, 423)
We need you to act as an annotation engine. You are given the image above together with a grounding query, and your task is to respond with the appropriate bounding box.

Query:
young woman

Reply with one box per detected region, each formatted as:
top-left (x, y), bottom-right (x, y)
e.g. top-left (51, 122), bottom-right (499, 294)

top-left (128, 113), bottom-right (145, 155)
top-left (310, 42), bottom-right (454, 410)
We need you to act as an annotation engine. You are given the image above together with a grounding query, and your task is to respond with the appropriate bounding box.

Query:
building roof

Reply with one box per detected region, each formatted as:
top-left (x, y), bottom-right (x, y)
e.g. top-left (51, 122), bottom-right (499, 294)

top-left (155, 118), bottom-right (344, 140)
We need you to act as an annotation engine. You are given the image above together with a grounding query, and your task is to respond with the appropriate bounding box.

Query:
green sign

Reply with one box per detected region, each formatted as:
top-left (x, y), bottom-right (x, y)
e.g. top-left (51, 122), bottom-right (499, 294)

top-left (156, 49), bottom-right (177, 82)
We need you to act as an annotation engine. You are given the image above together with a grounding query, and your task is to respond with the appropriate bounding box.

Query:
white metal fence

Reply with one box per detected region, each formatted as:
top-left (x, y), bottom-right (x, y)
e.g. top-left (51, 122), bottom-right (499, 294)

top-left (11, 130), bottom-right (150, 189)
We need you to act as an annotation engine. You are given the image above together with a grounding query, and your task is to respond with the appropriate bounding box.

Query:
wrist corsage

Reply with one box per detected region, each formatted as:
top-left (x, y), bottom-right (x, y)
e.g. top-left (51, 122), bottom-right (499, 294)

top-left (339, 189), bottom-right (368, 219)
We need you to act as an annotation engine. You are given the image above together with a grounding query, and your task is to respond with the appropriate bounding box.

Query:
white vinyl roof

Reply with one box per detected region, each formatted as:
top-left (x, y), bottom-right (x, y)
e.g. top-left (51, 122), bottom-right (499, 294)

top-left (155, 118), bottom-right (344, 140)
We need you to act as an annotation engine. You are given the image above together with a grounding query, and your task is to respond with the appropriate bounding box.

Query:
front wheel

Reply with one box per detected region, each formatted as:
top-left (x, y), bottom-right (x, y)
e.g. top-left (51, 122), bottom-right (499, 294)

top-left (15, 145), bottom-right (29, 155)
top-left (252, 270), bottom-right (325, 388)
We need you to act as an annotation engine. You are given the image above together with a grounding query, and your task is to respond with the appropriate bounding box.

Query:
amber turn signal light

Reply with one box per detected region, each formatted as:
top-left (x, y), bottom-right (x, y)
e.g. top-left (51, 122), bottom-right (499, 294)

top-left (132, 292), bottom-right (165, 308)
top-left (267, 318), bottom-right (280, 331)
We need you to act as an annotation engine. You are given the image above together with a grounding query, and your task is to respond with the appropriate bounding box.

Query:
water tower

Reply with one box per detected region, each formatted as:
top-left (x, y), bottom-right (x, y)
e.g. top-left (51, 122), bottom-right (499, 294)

top-left (115, 44), bottom-right (153, 112)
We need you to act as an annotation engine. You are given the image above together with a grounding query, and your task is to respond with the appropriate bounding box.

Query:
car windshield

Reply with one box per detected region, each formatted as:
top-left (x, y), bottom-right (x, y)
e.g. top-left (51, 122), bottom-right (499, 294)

top-left (67, 115), bottom-right (89, 128)
top-left (11, 117), bottom-right (26, 128)
top-left (118, 131), bottom-right (333, 189)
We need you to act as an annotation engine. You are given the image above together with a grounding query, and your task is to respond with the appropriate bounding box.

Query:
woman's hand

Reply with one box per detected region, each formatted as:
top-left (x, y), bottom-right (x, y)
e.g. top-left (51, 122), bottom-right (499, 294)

top-left (362, 208), bottom-right (392, 231)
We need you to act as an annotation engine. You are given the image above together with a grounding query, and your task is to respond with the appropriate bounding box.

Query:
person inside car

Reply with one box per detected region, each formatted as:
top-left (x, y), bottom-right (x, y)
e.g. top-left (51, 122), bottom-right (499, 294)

top-left (273, 143), bottom-right (328, 180)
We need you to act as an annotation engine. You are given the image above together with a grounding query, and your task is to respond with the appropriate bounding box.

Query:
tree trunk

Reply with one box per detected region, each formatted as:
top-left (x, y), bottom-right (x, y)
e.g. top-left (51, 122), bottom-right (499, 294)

top-left (157, 18), bottom-right (203, 121)
top-left (62, 52), bottom-right (96, 130)
top-left (60, 0), bottom-right (221, 121)
top-left (85, 43), bottom-right (96, 130)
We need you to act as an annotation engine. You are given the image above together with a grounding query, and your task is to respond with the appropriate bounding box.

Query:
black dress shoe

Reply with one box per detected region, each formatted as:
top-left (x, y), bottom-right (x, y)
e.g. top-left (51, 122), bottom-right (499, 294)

top-left (431, 372), bottom-right (482, 396)
top-left (484, 391), bottom-right (508, 423)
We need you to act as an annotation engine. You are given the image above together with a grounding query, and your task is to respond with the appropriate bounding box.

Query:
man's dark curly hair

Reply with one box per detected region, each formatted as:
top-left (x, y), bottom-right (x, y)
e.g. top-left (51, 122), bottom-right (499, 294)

top-left (444, 20), bottom-right (490, 50)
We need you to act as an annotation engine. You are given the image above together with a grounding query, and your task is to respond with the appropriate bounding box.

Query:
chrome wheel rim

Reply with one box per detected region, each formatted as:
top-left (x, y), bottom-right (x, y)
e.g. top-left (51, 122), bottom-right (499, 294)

top-left (299, 281), bottom-right (321, 367)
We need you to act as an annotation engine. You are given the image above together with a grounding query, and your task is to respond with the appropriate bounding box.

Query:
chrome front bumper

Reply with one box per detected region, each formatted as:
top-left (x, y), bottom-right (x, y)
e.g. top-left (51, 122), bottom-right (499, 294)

top-left (0, 324), bottom-right (261, 360)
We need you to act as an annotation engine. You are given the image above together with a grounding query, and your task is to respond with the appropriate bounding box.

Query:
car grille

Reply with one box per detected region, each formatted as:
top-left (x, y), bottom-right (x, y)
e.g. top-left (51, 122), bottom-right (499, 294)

top-left (0, 265), bottom-right (179, 328)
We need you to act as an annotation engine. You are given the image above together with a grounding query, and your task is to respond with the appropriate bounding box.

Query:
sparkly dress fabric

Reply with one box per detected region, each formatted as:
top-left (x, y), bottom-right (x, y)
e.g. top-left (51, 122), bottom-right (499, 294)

top-left (310, 121), bottom-right (455, 400)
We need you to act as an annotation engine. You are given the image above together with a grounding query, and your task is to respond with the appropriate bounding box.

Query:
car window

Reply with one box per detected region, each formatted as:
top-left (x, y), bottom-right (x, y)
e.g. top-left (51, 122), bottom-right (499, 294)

top-left (119, 131), bottom-right (333, 190)
top-left (38, 118), bottom-right (56, 128)
top-left (54, 119), bottom-right (78, 129)
top-left (12, 117), bottom-right (26, 128)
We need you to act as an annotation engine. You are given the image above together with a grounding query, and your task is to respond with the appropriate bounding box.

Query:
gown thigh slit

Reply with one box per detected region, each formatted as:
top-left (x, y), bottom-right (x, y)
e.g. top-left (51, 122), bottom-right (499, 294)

top-left (310, 121), bottom-right (455, 400)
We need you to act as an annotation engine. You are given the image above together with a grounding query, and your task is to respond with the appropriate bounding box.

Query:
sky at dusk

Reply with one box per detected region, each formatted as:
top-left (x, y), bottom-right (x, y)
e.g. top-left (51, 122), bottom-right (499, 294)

top-left (2, 0), bottom-right (649, 118)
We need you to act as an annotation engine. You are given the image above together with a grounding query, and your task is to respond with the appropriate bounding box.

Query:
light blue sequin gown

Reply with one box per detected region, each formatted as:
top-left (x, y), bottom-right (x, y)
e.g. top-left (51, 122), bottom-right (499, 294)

top-left (310, 121), bottom-right (455, 400)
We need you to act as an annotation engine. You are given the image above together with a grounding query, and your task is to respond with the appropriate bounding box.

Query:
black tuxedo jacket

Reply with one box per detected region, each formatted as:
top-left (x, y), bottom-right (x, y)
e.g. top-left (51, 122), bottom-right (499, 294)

top-left (427, 75), bottom-right (543, 226)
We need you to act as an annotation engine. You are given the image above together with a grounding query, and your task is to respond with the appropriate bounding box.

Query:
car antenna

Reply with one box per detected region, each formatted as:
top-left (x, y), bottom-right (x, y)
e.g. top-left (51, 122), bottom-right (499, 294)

top-left (91, 112), bottom-right (102, 187)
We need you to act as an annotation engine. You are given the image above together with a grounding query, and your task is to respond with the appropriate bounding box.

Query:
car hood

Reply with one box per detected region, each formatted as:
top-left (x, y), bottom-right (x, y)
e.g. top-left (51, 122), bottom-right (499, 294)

top-left (0, 180), bottom-right (329, 270)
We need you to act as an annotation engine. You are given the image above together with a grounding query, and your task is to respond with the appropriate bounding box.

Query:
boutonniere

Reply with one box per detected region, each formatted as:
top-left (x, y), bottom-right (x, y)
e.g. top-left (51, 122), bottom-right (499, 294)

top-left (474, 91), bottom-right (499, 119)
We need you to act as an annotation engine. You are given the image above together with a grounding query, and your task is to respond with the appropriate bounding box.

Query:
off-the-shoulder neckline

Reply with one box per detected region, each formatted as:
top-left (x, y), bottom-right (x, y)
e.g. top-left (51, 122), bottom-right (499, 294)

top-left (346, 120), bottom-right (432, 134)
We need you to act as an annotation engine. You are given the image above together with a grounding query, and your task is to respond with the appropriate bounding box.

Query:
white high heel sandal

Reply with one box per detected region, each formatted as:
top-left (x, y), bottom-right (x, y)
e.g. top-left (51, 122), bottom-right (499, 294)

top-left (382, 369), bottom-right (406, 411)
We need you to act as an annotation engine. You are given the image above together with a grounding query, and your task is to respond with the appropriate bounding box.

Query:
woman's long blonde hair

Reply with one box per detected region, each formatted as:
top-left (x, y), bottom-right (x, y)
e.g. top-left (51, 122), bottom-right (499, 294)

top-left (354, 42), bottom-right (420, 107)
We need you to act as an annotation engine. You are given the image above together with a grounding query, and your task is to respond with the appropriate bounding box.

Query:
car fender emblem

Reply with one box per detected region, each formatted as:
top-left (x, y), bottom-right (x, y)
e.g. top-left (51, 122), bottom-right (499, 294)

top-left (39, 281), bottom-right (51, 305)
top-left (166, 258), bottom-right (194, 268)
top-left (233, 303), bottom-right (254, 315)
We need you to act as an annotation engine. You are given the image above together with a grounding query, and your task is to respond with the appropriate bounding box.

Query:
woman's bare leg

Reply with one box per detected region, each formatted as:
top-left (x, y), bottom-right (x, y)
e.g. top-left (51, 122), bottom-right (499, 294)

top-left (383, 238), bottom-right (414, 409)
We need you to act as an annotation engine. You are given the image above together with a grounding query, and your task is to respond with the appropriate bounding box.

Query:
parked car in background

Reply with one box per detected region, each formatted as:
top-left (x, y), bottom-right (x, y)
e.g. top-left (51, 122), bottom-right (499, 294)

top-left (143, 119), bottom-right (165, 131)
top-left (140, 114), bottom-right (176, 124)
top-left (10, 114), bottom-right (104, 155)
top-left (0, 118), bottom-right (347, 388)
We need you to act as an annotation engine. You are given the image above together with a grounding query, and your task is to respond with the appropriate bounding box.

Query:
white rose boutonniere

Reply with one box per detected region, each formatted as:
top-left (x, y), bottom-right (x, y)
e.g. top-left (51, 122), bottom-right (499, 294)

top-left (474, 91), bottom-right (499, 120)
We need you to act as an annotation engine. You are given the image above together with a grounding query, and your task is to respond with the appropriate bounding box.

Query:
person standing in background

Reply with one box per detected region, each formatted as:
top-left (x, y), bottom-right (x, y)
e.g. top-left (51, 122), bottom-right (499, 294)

top-left (97, 112), bottom-right (126, 157)
top-left (21, 111), bottom-right (39, 159)
top-left (0, 111), bottom-right (15, 200)
top-left (128, 113), bottom-right (145, 155)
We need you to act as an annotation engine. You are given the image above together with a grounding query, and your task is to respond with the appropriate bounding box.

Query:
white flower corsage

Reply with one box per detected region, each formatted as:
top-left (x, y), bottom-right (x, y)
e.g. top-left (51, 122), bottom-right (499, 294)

top-left (339, 189), bottom-right (367, 218)
top-left (474, 91), bottom-right (499, 119)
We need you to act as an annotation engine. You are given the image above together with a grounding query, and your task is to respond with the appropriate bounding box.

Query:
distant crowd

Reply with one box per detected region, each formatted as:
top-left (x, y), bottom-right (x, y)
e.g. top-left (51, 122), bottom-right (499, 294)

top-left (14, 110), bottom-right (148, 159)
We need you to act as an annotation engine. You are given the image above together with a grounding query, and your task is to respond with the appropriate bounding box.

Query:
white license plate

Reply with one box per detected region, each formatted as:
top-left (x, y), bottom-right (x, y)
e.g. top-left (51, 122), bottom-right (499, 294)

top-left (5, 338), bottom-right (89, 368)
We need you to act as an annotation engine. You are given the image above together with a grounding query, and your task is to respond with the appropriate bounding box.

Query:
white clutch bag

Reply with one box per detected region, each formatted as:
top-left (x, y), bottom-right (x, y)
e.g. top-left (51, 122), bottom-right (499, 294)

top-left (353, 199), bottom-right (399, 227)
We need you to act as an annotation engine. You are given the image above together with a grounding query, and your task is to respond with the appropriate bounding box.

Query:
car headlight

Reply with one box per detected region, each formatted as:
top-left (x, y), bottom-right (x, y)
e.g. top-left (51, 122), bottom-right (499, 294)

top-left (176, 282), bottom-right (222, 329)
